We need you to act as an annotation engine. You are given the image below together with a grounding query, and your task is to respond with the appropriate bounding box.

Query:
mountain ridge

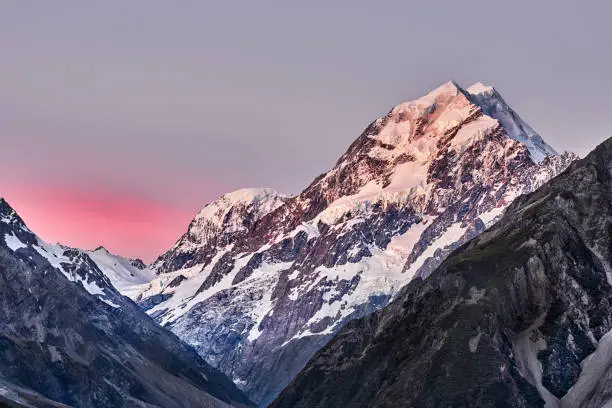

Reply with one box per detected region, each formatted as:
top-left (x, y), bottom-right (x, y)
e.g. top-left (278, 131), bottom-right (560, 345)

top-left (0, 198), bottom-right (253, 408)
top-left (129, 81), bottom-right (576, 405)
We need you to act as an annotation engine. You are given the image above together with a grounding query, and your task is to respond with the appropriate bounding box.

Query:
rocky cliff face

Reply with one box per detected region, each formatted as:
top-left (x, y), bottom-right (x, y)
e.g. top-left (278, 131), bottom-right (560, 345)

top-left (138, 81), bottom-right (576, 405)
top-left (271, 137), bottom-right (612, 408)
top-left (0, 199), bottom-right (253, 408)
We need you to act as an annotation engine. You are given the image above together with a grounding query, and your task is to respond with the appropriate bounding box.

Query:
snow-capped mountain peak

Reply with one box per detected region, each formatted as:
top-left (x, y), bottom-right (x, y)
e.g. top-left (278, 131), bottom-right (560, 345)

top-left (194, 188), bottom-right (289, 230)
top-left (93, 245), bottom-right (110, 253)
top-left (135, 81), bottom-right (576, 405)
top-left (0, 198), bottom-right (123, 307)
top-left (0, 198), bottom-right (29, 231)
top-left (466, 81), bottom-right (496, 96)
top-left (373, 80), bottom-right (556, 165)
top-left (151, 188), bottom-right (289, 274)
top-left (418, 79), bottom-right (462, 102)
top-left (300, 80), bottom-right (557, 227)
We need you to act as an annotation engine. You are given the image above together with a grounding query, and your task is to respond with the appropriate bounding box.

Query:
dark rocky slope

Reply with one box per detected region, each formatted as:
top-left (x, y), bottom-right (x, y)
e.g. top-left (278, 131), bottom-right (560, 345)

top-left (0, 200), bottom-right (253, 408)
top-left (271, 136), bottom-right (612, 408)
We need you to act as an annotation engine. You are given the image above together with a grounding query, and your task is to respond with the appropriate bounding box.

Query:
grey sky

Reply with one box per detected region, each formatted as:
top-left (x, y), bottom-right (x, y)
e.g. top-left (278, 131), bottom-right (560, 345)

top-left (1, 1), bottom-right (610, 258)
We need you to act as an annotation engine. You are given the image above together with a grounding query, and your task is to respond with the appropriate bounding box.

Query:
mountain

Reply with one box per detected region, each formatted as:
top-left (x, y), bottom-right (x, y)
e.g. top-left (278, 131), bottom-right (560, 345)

top-left (151, 188), bottom-right (289, 275)
top-left (0, 199), bottom-right (253, 408)
top-left (137, 81), bottom-right (577, 405)
top-left (85, 246), bottom-right (153, 300)
top-left (270, 136), bottom-right (612, 408)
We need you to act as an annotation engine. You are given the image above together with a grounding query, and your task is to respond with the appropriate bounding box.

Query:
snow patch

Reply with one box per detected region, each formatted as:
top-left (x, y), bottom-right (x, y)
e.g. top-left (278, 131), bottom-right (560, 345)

top-left (469, 331), bottom-right (482, 353)
top-left (147, 248), bottom-right (257, 325)
top-left (467, 82), bottom-right (495, 96)
top-left (466, 287), bottom-right (486, 305)
top-left (479, 205), bottom-right (506, 228)
top-left (48, 345), bottom-right (62, 362)
top-left (512, 313), bottom-right (559, 408)
top-left (404, 221), bottom-right (469, 279)
top-left (561, 325), bottom-right (612, 407)
top-left (3, 233), bottom-right (27, 251)
top-left (288, 218), bottom-right (434, 340)
top-left (99, 297), bottom-right (120, 308)
top-left (246, 261), bottom-right (294, 341)
top-left (87, 248), bottom-right (153, 299)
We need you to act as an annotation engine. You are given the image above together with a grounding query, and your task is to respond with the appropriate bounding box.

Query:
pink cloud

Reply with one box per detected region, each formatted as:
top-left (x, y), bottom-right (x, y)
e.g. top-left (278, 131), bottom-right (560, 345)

top-left (0, 182), bottom-right (209, 263)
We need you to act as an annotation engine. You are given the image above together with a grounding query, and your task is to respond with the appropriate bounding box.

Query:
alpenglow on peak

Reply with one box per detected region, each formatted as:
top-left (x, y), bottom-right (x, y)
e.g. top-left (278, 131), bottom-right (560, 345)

top-left (382, 80), bottom-right (556, 163)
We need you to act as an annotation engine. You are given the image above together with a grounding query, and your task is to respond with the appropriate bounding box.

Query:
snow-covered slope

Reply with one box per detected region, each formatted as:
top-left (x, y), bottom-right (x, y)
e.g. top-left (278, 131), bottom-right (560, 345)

top-left (86, 246), bottom-right (153, 299)
top-left (137, 81), bottom-right (577, 406)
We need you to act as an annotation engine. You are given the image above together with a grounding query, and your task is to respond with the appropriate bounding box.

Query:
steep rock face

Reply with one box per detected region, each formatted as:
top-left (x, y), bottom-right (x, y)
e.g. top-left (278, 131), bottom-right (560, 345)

top-left (0, 199), bottom-right (253, 408)
top-left (271, 137), bottom-right (612, 408)
top-left (138, 81), bottom-right (576, 405)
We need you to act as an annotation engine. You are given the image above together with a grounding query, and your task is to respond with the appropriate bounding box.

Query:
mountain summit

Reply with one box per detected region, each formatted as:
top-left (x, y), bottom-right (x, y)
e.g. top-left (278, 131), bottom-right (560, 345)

top-left (136, 81), bottom-right (576, 405)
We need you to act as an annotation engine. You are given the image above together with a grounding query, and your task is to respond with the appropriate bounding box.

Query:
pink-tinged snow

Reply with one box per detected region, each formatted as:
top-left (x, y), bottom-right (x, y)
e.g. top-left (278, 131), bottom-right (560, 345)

top-left (159, 188), bottom-right (288, 257)
top-left (466, 82), bottom-right (495, 96)
top-left (390, 80), bottom-right (462, 116)
top-left (449, 116), bottom-right (498, 150)
top-left (478, 205), bottom-right (507, 228)
top-left (311, 159), bottom-right (430, 226)
top-left (193, 188), bottom-right (287, 227)
top-left (310, 80), bottom-right (536, 227)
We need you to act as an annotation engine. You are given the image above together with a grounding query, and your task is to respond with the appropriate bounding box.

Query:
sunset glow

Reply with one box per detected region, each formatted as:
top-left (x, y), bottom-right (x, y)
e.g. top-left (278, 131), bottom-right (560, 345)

top-left (1, 182), bottom-right (202, 262)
